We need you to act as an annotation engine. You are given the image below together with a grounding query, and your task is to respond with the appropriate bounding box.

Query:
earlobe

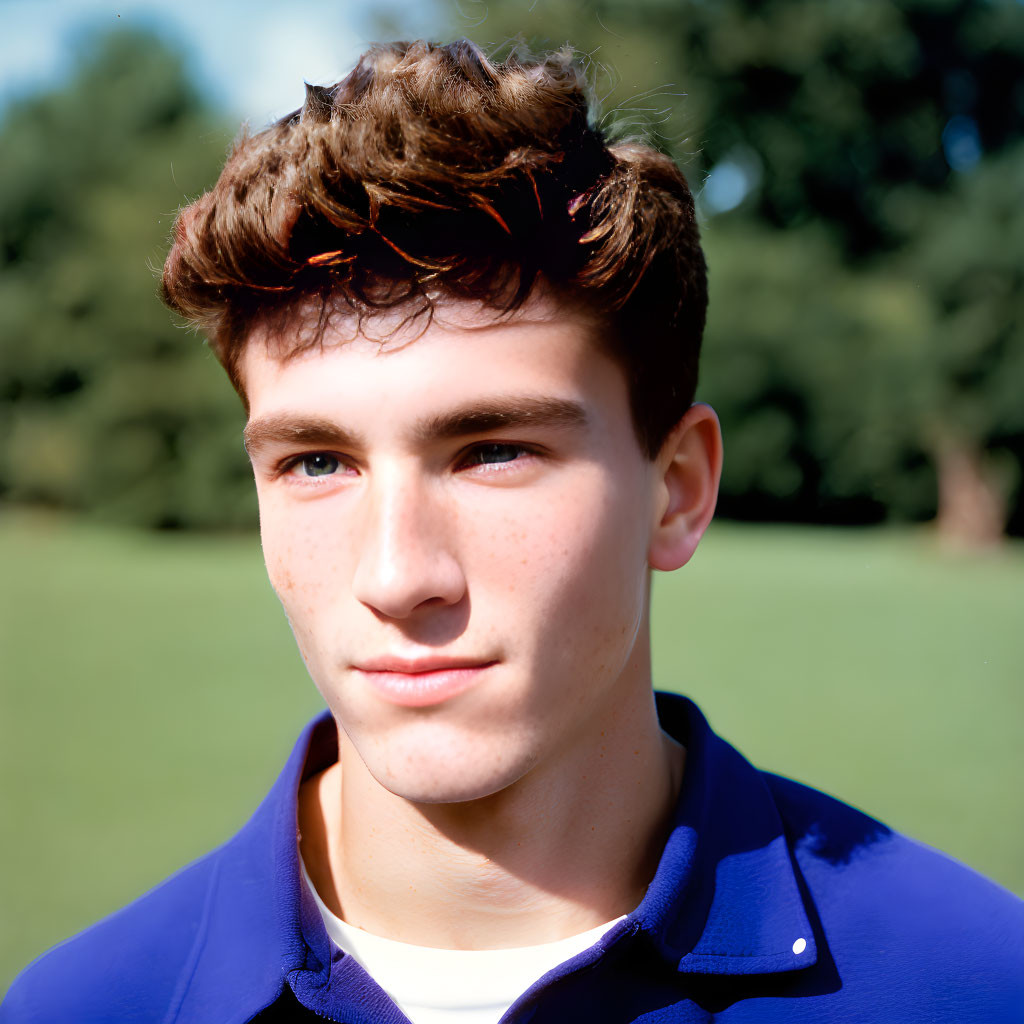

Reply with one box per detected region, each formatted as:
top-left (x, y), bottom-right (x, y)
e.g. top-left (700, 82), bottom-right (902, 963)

top-left (648, 403), bottom-right (723, 572)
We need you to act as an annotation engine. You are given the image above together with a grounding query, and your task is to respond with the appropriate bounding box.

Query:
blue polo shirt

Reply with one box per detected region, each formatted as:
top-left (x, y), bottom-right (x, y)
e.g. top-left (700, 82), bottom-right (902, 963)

top-left (3, 693), bottom-right (1022, 1022)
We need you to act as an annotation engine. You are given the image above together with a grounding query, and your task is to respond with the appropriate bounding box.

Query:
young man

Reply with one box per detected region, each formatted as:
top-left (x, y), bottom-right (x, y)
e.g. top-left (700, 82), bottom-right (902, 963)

top-left (3, 39), bottom-right (1021, 1024)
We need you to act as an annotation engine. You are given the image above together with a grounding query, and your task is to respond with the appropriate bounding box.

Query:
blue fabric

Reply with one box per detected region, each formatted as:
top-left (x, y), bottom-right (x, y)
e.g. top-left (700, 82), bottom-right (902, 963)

top-left (3, 693), bottom-right (1021, 1022)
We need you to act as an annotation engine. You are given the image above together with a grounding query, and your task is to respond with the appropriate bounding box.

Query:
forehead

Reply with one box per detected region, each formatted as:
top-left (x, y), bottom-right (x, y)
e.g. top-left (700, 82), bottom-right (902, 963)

top-left (237, 293), bottom-right (623, 420)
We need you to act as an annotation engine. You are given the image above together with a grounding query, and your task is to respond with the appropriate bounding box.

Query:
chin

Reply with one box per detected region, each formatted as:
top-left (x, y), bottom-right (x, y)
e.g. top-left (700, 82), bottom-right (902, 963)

top-left (365, 732), bottom-right (537, 806)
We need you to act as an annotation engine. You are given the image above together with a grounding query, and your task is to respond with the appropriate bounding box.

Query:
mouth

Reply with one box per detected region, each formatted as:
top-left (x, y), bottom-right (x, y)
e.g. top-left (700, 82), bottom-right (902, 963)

top-left (353, 656), bottom-right (498, 708)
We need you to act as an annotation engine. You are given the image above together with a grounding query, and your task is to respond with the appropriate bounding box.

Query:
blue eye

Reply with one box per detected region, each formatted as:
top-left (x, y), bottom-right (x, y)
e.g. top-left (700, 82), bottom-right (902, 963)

top-left (467, 443), bottom-right (524, 466)
top-left (300, 453), bottom-right (340, 477)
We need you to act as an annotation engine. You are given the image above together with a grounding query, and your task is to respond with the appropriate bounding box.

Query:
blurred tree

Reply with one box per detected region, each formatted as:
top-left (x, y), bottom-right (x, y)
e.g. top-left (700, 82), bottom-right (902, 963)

top-left (429, 0), bottom-right (1024, 541)
top-left (0, 29), bottom-right (254, 529)
top-left (905, 142), bottom-right (1024, 543)
top-left (699, 223), bottom-right (937, 527)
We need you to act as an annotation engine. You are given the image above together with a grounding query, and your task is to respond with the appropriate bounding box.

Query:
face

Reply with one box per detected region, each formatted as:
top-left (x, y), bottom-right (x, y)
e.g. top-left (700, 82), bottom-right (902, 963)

top-left (242, 298), bottom-right (664, 804)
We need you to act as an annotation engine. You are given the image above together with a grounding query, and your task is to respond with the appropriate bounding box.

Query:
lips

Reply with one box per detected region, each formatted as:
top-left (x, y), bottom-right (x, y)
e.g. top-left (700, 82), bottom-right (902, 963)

top-left (353, 656), bottom-right (497, 708)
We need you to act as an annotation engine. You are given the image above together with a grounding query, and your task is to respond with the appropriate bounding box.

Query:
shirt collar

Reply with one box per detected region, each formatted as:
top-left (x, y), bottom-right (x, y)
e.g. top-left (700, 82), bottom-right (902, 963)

top-left (637, 693), bottom-right (817, 975)
top-left (173, 693), bottom-right (817, 1019)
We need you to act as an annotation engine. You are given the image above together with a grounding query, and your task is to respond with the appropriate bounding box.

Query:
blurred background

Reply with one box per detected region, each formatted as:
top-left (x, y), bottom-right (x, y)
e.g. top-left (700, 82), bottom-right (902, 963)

top-left (2, 0), bottom-right (1022, 995)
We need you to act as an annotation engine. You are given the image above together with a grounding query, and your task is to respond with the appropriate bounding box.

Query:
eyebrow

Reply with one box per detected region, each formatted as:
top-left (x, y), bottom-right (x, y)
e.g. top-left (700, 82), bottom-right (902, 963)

top-left (243, 396), bottom-right (588, 458)
top-left (412, 396), bottom-right (587, 443)
top-left (243, 416), bottom-right (363, 458)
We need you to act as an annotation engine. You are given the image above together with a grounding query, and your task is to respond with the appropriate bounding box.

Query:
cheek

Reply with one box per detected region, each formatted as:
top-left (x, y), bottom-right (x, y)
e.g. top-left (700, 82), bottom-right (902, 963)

top-left (481, 472), bottom-right (650, 661)
top-left (259, 498), bottom-right (350, 642)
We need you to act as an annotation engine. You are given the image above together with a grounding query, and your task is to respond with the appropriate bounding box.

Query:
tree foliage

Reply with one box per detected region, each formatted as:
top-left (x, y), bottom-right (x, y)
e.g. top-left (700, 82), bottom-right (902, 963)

top-left (0, 30), bottom-right (254, 529)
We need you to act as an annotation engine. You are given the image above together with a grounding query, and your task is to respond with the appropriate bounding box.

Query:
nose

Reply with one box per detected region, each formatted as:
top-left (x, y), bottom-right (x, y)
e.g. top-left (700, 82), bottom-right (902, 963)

top-left (351, 468), bottom-right (466, 620)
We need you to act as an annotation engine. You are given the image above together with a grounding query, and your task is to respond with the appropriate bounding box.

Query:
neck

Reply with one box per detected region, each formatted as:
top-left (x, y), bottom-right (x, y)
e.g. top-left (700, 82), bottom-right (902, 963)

top-left (300, 671), bottom-right (682, 949)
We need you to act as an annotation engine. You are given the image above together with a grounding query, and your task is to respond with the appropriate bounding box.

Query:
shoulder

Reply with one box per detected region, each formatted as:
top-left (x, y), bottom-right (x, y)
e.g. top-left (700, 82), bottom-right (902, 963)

top-left (1, 851), bottom-right (221, 1024)
top-left (1, 715), bottom-right (322, 1023)
top-left (765, 772), bottom-right (1024, 1017)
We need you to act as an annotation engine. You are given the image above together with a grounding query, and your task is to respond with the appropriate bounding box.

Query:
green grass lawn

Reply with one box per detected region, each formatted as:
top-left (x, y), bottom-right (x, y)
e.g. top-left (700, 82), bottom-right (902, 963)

top-left (2, 511), bottom-right (1022, 993)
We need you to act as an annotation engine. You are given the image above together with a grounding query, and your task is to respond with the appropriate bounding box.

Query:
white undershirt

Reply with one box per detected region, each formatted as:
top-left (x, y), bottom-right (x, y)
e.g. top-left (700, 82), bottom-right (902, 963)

top-left (301, 860), bottom-right (626, 1024)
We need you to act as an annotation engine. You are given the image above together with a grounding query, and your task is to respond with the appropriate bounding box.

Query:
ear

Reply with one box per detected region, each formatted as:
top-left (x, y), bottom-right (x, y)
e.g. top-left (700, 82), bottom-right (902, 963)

top-left (648, 403), bottom-right (723, 572)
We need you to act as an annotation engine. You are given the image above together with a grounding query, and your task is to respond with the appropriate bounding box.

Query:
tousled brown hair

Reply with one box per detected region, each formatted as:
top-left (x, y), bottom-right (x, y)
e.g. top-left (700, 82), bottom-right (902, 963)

top-left (161, 39), bottom-right (706, 456)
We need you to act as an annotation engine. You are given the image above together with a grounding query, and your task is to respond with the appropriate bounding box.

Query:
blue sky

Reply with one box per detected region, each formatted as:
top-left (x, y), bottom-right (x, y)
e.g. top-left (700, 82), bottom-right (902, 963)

top-left (0, 0), bottom-right (445, 124)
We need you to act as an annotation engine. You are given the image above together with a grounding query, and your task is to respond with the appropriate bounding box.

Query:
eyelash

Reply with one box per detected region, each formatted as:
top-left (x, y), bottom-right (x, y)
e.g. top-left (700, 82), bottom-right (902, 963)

top-left (277, 452), bottom-right (351, 481)
top-left (277, 442), bottom-right (539, 482)
top-left (456, 442), bottom-right (537, 472)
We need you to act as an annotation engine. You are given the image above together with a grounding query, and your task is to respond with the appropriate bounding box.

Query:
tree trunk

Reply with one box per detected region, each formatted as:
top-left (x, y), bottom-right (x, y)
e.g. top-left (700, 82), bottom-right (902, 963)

top-left (932, 434), bottom-right (1005, 550)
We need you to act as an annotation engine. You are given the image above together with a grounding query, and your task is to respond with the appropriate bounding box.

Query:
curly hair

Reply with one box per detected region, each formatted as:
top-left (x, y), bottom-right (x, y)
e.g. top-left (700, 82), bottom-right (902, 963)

top-left (161, 38), bottom-right (706, 456)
